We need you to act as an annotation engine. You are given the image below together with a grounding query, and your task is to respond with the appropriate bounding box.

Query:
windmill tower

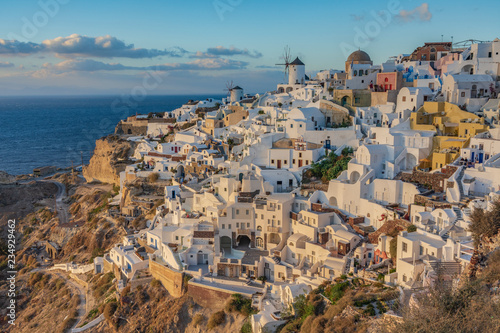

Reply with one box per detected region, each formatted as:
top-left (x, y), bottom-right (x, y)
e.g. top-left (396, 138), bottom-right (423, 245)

top-left (276, 46), bottom-right (305, 86)
top-left (224, 80), bottom-right (243, 103)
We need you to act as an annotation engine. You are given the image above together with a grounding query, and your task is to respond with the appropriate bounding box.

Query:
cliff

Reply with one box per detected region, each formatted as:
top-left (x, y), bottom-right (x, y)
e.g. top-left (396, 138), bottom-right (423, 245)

top-left (83, 135), bottom-right (135, 185)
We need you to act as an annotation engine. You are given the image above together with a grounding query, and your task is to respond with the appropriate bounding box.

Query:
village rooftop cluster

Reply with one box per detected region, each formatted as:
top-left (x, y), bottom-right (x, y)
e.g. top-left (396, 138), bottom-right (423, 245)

top-left (62, 39), bottom-right (500, 332)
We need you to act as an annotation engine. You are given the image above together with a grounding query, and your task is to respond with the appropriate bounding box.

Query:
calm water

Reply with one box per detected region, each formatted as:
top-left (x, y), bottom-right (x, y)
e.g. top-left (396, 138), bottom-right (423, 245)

top-left (0, 95), bottom-right (224, 175)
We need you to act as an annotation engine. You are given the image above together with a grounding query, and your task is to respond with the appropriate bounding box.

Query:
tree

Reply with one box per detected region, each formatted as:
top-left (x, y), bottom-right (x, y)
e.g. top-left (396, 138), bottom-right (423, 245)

top-left (469, 201), bottom-right (500, 245)
top-left (407, 224), bottom-right (417, 233)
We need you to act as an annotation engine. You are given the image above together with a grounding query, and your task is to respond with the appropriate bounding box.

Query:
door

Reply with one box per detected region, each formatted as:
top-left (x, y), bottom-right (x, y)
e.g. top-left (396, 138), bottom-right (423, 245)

top-left (298, 160), bottom-right (303, 167)
top-left (277, 181), bottom-right (282, 193)
top-left (277, 160), bottom-right (281, 169)
top-left (197, 253), bottom-right (204, 264)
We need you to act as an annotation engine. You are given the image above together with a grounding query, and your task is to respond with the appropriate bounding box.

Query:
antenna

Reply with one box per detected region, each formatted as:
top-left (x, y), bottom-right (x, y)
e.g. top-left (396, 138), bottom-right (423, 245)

top-left (275, 45), bottom-right (292, 82)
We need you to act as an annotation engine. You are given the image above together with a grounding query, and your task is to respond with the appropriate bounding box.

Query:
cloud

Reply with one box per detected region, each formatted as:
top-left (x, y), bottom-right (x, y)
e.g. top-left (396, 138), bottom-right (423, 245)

top-left (396, 3), bottom-right (432, 22)
top-left (191, 46), bottom-right (262, 59)
top-left (154, 58), bottom-right (249, 71)
top-left (0, 39), bottom-right (43, 55)
top-left (0, 61), bottom-right (14, 68)
top-left (43, 59), bottom-right (134, 72)
top-left (255, 65), bottom-right (279, 69)
top-left (0, 34), bottom-right (187, 58)
top-left (40, 57), bottom-right (249, 73)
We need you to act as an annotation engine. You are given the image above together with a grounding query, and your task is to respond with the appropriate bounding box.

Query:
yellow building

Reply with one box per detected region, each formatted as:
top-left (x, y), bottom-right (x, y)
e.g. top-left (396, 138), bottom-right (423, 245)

top-left (411, 102), bottom-right (488, 170)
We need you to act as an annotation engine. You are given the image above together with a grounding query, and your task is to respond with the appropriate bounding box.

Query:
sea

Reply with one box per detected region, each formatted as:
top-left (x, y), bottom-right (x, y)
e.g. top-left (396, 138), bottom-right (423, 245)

top-left (0, 95), bottom-right (224, 175)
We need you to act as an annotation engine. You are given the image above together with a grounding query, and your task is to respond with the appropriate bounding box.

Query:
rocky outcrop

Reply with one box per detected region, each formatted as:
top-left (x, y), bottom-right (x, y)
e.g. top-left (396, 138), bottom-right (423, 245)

top-left (83, 135), bottom-right (135, 185)
top-left (0, 171), bottom-right (16, 184)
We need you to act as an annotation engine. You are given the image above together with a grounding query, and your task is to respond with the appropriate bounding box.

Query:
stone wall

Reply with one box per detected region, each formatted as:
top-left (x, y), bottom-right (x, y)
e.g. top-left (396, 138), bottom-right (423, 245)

top-left (396, 166), bottom-right (457, 192)
top-left (149, 259), bottom-right (185, 298)
top-left (188, 282), bottom-right (236, 309)
top-left (115, 118), bottom-right (148, 135)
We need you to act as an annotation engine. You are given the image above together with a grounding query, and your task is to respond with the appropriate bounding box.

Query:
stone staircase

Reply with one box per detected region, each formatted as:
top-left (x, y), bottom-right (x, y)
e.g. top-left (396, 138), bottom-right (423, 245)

top-left (342, 239), bottom-right (365, 275)
top-left (457, 168), bottom-right (465, 199)
top-left (452, 206), bottom-right (463, 220)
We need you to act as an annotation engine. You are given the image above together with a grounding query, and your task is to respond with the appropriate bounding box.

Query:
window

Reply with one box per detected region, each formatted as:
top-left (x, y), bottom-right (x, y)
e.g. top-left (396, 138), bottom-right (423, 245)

top-left (246, 209), bottom-right (249, 215)
top-left (293, 159), bottom-right (296, 164)
top-left (228, 224), bottom-right (231, 229)
top-left (247, 223), bottom-right (250, 228)
top-left (402, 96), bottom-right (406, 102)
top-left (461, 92), bottom-right (466, 97)
top-left (256, 237), bottom-right (263, 247)
top-left (176, 236), bottom-right (179, 240)
top-left (222, 224), bottom-right (225, 229)
top-left (236, 209), bottom-right (239, 215)
top-left (261, 214), bottom-right (264, 219)
top-left (271, 160), bottom-right (275, 164)
top-left (257, 226), bottom-right (262, 231)
top-left (402, 242), bottom-right (408, 253)
top-left (299, 153), bottom-right (302, 158)
top-left (236, 223), bottom-right (240, 228)
top-left (290, 124), bottom-right (293, 128)
top-left (420, 246), bottom-right (424, 256)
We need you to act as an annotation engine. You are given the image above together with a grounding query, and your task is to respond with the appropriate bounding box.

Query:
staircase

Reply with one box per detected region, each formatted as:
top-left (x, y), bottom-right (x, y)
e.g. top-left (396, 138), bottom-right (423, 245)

top-left (272, 256), bottom-right (281, 264)
top-left (342, 239), bottom-right (365, 275)
top-left (452, 206), bottom-right (463, 220)
top-left (456, 168), bottom-right (465, 199)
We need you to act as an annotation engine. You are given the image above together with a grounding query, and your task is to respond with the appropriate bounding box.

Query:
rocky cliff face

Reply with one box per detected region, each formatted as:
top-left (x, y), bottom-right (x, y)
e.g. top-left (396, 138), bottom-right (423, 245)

top-left (83, 135), bottom-right (135, 185)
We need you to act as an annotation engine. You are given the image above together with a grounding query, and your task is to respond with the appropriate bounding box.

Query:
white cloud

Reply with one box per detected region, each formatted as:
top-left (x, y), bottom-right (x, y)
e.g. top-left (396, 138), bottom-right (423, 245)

top-left (0, 34), bottom-right (187, 59)
top-left (396, 3), bottom-right (432, 22)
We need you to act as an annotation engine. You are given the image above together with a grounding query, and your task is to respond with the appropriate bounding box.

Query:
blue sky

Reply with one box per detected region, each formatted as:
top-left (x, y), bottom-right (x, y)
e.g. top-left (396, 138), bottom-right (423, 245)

top-left (0, 0), bottom-right (498, 95)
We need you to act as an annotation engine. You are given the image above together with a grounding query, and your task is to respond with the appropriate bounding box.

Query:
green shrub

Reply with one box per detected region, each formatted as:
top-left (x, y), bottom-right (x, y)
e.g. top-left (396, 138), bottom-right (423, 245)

top-left (225, 294), bottom-right (256, 316)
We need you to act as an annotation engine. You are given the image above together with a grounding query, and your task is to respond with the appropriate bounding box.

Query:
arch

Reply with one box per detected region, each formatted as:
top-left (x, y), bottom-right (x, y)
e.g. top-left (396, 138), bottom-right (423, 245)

top-left (385, 77), bottom-right (389, 82)
top-left (236, 235), bottom-right (251, 248)
top-left (286, 87), bottom-right (293, 93)
top-left (353, 70), bottom-right (357, 77)
top-left (269, 233), bottom-right (281, 245)
top-left (341, 96), bottom-right (351, 106)
top-left (256, 237), bottom-right (264, 248)
top-left (278, 87), bottom-right (285, 93)
top-left (257, 226), bottom-right (262, 231)
top-left (350, 171), bottom-right (360, 184)
top-left (220, 236), bottom-right (232, 254)
top-left (329, 196), bottom-right (338, 207)
top-left (462, 65), bottom-right (473, 75)
top-left (405, 153), bottom-right (417, 171)
top-left (127, 129), bottom-right (132, 134)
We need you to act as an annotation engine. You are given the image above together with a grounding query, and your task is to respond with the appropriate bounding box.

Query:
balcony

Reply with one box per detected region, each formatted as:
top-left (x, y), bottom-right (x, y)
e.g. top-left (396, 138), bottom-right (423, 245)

top-left (267, 226), bottom-right (281, 233)
top-left (238, 229), bottom-right (251, 236)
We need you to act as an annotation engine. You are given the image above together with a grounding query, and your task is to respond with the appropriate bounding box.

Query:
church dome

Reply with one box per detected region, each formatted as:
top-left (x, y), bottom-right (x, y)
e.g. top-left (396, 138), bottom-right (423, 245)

top-left (347, 50), bottom-right (371, 62)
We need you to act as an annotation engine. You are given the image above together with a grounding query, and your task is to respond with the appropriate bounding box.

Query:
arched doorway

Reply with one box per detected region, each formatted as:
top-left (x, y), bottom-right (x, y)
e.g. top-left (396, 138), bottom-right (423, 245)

top-left (341, 96), bottom-right (351, 106)
top-left (220, 236), bottom-right (232, 254)
top-left (350, 171), bottom-right (360, 184)
top-left (329, 196), bottom-right (338, 207)
top-left (406, 153), bottom-right (417, 171)
top-left (236, 235), bottom-right (251, 248)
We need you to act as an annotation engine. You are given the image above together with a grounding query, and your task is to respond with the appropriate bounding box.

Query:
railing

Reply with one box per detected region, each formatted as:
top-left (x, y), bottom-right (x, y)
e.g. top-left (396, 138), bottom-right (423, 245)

top-left (267, 226), bottom-right (280, 233)
top-left (238, 229), bottom-right (251, 235)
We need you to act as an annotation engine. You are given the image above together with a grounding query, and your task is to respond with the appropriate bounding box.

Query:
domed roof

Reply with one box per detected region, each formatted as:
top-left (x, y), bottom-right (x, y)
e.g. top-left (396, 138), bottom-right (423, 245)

top-left (347, 50), bottom-right (371, 63)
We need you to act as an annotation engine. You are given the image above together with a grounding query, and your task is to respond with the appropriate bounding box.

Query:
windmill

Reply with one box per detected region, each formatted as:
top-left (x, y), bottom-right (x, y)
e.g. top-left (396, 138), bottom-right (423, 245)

top-left (224, 80), bottom-right (234, 97)
top-left (275, 46), bottom-right (292, 82)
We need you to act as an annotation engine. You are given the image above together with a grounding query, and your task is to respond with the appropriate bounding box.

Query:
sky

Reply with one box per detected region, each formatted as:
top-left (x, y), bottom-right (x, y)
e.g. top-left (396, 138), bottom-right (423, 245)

top-left (0, 0), bottom-right (498, 96)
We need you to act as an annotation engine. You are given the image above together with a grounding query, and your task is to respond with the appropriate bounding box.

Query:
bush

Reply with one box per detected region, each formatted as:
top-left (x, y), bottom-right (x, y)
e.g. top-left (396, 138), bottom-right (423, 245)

top-left (225, 294), bottom-right (256, 317)
top-left (207, 311), bottom-right (226, 330)
top-left (148, 172), bottom-right (160, 183)
top-left (192, 313), bottom-right (204, 327)
top-left (150, 279), bottom-right (162, 288)
top-left (407, 224), bottom-right (417, 233)
top-left (103, 301), bottom-right (118, 322)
